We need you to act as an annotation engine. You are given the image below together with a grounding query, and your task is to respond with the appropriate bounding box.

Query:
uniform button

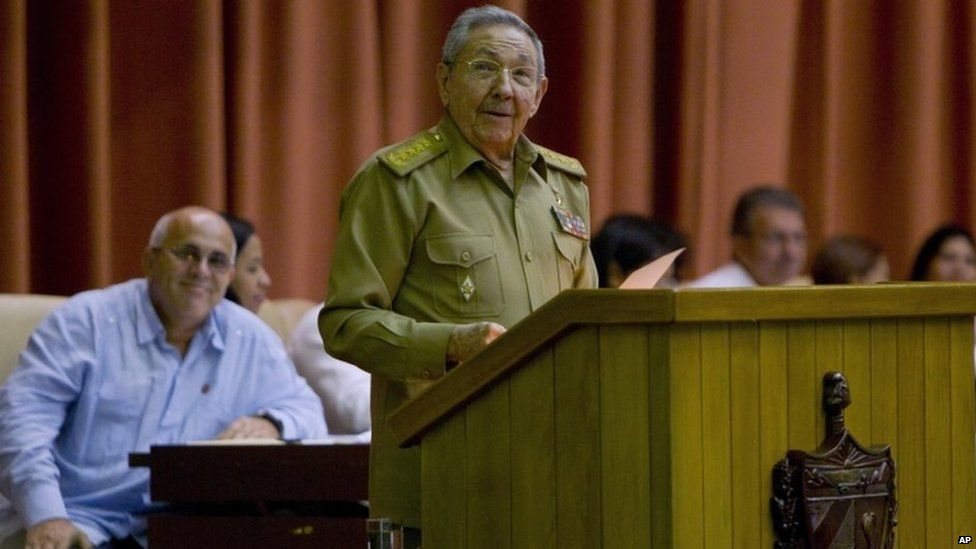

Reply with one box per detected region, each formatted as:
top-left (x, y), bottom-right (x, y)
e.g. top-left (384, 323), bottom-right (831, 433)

top-left (421, 370), bottom-right (431, 379)
top-left (525, 252), bottom-right (534, 262)
top-left (460, 251), bottom-right (471, 262)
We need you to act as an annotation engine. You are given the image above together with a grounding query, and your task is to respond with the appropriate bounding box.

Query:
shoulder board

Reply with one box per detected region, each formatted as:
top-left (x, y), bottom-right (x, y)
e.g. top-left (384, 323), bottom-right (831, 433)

top-left (536, 146), bottom-right (587, 179)
top-left (378, 130), bottom-right (448, 177)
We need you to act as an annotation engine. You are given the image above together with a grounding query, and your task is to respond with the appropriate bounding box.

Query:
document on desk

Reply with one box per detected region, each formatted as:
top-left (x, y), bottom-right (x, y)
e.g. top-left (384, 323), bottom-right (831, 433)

top-left (186, 438), bottom-right (285, 446)
top-left (186, 431), bottom-right (371, 446)
top-left (300, 431), bottom-right (372, 445)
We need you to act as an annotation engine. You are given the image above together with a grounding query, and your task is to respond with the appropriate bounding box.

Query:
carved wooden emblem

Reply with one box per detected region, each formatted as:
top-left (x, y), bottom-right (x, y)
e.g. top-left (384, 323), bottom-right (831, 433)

top-left (771, 372), bottom-right (896, 548)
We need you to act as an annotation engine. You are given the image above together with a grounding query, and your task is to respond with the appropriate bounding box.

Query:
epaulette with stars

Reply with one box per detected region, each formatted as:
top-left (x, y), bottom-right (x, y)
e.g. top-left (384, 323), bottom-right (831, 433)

top-left (535, 145), bottom-right (587, 179)
top-left (378, 129), bottom-right (449, 177)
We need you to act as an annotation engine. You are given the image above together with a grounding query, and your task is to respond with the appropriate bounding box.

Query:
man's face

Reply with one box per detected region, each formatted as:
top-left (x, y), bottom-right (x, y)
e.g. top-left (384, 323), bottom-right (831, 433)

top-left (437, 24), bottom-right (548, 160)
top-left (145, 211), bottom-right (236, 330)
top-left (734, 206), bottom-right (807, 286)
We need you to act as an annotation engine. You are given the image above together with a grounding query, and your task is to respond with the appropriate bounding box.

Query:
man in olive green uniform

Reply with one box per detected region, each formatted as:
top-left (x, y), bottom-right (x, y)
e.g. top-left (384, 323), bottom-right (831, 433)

top-left (319, 5), bottom-right (597, 538)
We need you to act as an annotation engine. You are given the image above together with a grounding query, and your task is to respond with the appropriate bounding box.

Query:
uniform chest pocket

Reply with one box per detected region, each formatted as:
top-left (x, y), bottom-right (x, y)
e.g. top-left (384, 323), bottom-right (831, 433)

top-left (552, 232), bottom-right (584, 290)
top-left (426, 234), bottom-right (504, 318)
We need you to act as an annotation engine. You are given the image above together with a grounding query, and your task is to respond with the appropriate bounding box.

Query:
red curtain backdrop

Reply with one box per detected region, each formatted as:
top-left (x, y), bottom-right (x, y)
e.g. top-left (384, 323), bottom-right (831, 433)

top-left (2, 0), bottom-right (975, 299)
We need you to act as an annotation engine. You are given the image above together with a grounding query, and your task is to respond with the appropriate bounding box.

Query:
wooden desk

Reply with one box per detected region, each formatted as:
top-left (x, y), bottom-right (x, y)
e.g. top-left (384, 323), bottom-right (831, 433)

top-left (130, 443), bottom-right (369, 548)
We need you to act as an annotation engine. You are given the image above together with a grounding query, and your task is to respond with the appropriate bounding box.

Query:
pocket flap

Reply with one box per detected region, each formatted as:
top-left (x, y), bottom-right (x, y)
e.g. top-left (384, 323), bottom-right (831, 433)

top-left (552, 232), bottom-right (583, 265)
top-left (426, 234), bottom-right (496, 267)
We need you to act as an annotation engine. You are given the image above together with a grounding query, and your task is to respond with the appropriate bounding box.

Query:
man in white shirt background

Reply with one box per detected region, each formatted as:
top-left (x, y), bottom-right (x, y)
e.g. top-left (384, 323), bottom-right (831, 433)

top-left (687, 185), bottom-right (808, 288)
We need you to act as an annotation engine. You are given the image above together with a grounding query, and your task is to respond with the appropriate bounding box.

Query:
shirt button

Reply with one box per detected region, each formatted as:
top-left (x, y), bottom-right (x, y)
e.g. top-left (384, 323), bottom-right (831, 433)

top-left (525, 252), bottom-right (534, 262)
top-left (421, 370), bottom-right (431, 379)
top-left (460, 251), bottom-right (471, 262)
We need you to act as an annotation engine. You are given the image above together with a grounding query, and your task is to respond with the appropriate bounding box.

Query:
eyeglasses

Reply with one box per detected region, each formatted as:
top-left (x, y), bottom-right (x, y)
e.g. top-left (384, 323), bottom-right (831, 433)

top-left (463, 58), bottom-right (538, 87)
top-left (753, 231), bottom-right (808, 247)
top-left (156, 245), bottom-right (233, 274)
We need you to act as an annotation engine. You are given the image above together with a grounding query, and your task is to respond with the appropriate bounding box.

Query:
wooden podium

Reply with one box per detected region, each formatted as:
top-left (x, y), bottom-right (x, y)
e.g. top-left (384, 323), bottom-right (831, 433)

top-left (389, 284), bottom-right (976, 548)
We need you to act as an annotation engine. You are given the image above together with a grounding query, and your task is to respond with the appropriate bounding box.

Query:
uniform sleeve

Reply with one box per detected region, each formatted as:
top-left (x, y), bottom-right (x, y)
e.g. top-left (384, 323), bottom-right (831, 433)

top-left (0, 304), bottom-right (90, 528)
top-left (319, 160), bottom-right (458, 382)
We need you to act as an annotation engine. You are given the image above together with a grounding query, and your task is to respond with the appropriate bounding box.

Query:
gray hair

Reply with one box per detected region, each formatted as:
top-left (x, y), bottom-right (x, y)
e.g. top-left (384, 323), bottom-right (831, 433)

top-left (442, 5), bottom-right (545, 79)
top-left (731, 185), bottom-right (805, 236)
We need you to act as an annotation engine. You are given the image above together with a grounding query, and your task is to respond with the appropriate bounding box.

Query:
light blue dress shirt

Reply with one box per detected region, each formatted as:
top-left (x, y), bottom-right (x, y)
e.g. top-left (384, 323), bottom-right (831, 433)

top-left (0, 279), bottom-right (327, 545)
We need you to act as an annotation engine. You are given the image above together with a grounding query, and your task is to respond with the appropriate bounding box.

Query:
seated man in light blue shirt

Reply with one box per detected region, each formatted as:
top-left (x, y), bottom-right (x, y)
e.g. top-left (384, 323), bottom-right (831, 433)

top-left (0, 206), bottom-right (327, 549)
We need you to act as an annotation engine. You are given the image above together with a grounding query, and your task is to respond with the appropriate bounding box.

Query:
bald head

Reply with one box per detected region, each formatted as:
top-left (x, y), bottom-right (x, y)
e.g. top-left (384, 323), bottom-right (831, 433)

top-left (148, 206), bottom-right (237, 257)
top-left (144, 206), bottom-right (237, 338)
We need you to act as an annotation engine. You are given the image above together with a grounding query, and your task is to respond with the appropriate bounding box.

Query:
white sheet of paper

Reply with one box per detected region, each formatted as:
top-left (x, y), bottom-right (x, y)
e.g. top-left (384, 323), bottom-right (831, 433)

top-left (618, 248), bottom-right (686, 289)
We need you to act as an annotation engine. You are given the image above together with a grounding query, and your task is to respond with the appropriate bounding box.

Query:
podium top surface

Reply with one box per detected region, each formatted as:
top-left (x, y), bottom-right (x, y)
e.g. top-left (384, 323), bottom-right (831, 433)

top-left (389, 283), bottom-right (976, 446)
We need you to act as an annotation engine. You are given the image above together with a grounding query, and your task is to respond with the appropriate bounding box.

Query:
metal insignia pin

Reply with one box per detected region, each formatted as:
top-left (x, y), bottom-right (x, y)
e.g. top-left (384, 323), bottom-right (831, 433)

top-left (460, 275), bottom-right (476, 302)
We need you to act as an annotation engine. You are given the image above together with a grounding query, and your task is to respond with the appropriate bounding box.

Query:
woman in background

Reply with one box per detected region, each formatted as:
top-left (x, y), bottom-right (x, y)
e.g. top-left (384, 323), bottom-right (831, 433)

top-left (220, 212), bottom-right (272, 313)
top-left (811, 235), bottom-right (890, 284)
top-left (591, 214), bottom-right (687, 288)
top-left (909, 224), bottom-right (976, 282)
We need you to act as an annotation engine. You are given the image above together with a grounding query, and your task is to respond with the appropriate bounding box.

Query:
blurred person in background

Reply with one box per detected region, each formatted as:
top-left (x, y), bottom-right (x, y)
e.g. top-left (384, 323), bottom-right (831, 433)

top-left (591, 214), bottom-right (687, 288)
top-left (811, 235), bottom-right (890, 284)
top-left (289, 305), bottom-right (371, 435)
top-left (687, 185), bottom-right (808, 288)
top-left (220, 212), bottom-right (272, 314)
top-left (909, 224), bottom-right (976, 282)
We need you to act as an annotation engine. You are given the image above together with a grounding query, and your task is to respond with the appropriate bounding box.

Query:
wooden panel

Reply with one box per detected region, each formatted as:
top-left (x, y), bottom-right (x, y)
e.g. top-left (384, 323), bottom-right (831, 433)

top-left (422, 414), bottom-right (467, 549)
top-left (700, 324), bottom-right (732, 546)
top-left (923, 318), bottom-right (952, 546)
top-left (842, 320), bottom-right (872, 441)
top-left (675, 283), bottom-right (976, 322)
top-left (647, 326), bottom-right (673, 548)
top-left (599, 325), bottom-right (651, 547)
top-left (815, 320), bottom-right (844, 371)
top-left (464, 380), bottom-right (512, 549)
top-left (896, 318), bottom-right (925, 547)
top-left (553, 327), bottom-right (602, 548)
top-left (787, 322), bottom-right (819, 449)
top-left (869, 319), bottom-right (898, 449)
top-left (390, 290), bottom-right (673, 446)
top-left (728, 323), bottom-right (760, 549)
top-left (949, 316), bottom-right (976, 536)
top-left (670, 324), bottom-right (703, 547)
top-left (510, 350), bottom-right (556, 548)
top-left (395, 285), bottom-right (976, 448)
top-left (758, 322), bottom-right (788, 549)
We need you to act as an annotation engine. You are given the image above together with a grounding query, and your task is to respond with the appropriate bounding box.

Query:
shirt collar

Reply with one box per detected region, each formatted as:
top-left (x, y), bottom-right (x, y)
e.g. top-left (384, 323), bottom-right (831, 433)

top-left (135, 279), bottom-right (225, 351)
top-left (438, 114), bottom-right (545, 181)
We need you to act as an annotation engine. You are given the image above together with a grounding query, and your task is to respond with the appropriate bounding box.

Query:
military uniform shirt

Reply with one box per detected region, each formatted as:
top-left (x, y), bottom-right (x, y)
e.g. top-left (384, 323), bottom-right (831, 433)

top-left (319, 114), bottom-right (597, 527)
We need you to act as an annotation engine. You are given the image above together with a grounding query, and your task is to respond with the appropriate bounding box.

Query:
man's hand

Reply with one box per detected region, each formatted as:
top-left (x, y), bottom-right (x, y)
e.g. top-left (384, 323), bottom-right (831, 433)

top-left (216, 415), bottom-right (280, 440)
top-left (447, 321), bottom-right (506, 366)
top-left (26, 518), bottom-right (92, 549)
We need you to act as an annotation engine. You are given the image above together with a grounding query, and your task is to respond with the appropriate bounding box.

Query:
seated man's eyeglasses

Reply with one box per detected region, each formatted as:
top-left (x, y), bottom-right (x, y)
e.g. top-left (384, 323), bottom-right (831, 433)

top-left (156, 245), bottom-right (234, 274)
top-left (463, 58), bottom-right (538, 87)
